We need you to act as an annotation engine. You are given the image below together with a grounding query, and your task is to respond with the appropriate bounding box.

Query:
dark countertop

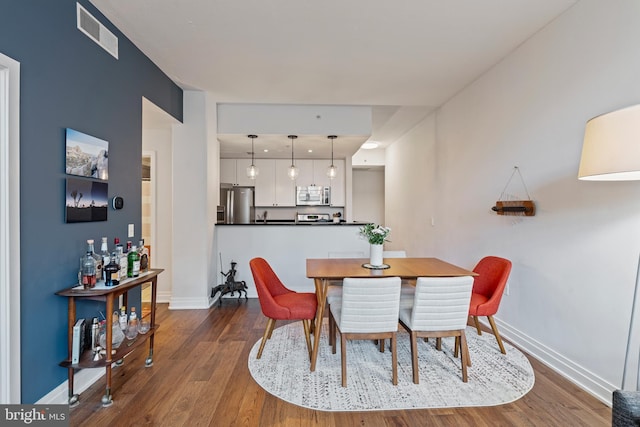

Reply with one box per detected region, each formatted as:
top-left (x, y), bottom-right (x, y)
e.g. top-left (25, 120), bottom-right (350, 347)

top-left (216, 221), bottom-right (369, 226)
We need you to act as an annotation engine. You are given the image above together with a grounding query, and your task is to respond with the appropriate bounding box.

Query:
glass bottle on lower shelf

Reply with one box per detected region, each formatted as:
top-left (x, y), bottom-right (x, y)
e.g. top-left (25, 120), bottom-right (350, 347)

top-left (125, 307), bottom-right (139, 340)
top-left (99, 311), bottom-right (125, 350)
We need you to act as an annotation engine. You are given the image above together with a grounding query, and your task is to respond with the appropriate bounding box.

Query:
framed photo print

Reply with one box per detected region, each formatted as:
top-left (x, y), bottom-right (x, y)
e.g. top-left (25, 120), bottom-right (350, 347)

top-left (65, 128), bottom-right (109, 180)
top-left (65, 177), bottom-right (108, 223)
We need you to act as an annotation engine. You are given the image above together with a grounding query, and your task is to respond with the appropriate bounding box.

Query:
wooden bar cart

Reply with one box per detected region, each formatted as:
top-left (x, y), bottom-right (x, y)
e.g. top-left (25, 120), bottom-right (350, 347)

top-left (56, 268), bottom-right (163, 407)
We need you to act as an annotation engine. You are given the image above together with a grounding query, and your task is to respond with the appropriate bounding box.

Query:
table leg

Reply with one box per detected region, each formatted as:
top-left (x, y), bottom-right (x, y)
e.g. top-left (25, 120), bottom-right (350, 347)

top-left (102, 294), bottom-right (114, 407)
top-left (67, 297), bottom-right (79, 407)
top-left (146, 277), bottom-right (157, 367)
top-left (311, 278), bottom-right (328, 372)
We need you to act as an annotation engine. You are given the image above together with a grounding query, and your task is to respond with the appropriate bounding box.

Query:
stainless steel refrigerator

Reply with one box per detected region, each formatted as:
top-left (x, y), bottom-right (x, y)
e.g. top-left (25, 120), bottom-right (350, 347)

top-left (220, 184), bottom-right (255, 224)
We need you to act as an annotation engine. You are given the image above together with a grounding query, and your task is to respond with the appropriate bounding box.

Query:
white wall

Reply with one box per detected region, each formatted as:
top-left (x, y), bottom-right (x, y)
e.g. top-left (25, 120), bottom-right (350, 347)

top-left (170, 91), bottom-right (218, 309)
top-left (352, 169), bottom-right (385, 225)
top-left (386, 115), bottom-right (438, 257)
top-left (385, 0), bottom-right (640, 404)
top-left (215, 225), bottom-right (370, 298)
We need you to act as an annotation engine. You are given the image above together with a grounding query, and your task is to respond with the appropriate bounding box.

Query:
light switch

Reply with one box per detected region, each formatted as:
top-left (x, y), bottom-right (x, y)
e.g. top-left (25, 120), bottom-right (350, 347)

top-left (128, 223), bottom-right (134, 238)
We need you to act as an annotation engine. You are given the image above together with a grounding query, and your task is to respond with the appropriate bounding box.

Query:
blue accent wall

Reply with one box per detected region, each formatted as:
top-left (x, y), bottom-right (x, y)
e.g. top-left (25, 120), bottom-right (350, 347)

top-left (0, 1), bottom-right (183, 402)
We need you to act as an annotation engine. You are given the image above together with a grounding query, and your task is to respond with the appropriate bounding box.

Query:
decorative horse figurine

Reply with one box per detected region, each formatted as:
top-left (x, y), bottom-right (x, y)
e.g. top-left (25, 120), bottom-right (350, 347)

top-left (211, 261), bottom-right (248, 305)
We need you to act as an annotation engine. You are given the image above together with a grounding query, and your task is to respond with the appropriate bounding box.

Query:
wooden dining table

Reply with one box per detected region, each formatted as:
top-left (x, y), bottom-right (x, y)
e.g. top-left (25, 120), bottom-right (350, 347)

top-left (305, 257), bottom-right (478, 372)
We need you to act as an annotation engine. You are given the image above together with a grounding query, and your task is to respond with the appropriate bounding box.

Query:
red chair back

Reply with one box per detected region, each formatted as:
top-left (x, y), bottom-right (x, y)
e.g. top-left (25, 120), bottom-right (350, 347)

top-left (249, 257), bottom-right (294, 319)
top-left (470, 256), bottom-right (512, 316)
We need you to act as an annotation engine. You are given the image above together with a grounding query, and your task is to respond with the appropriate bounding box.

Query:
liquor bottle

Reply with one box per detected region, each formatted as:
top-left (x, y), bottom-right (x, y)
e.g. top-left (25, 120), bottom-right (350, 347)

top-left (128, 245), bottom-right (140, 278)
top-left (80, 251), bottom-right (97, 289)
top-left (100, 237), bottom-right (110, 282)
top-left (104, 253), bottom-right (120, 286)
top-left (86, 239), bottom-right (103, 283)
top-left (138, 239), bottom-right (149, 271)
top-left (115, 244), bottom-right (127, 280)
top-left (118, 306), bottom-right (128, 331)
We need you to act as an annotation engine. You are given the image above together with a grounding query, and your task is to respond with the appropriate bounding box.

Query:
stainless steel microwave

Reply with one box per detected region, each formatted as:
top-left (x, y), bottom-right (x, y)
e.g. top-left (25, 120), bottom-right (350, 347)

top-left (296, 186), bottom-right (330, 206)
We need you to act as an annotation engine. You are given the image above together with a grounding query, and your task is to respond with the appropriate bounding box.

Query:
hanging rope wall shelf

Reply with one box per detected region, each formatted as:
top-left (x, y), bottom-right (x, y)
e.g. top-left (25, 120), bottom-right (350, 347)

top-left (491, 166), bottom-right (536, 216)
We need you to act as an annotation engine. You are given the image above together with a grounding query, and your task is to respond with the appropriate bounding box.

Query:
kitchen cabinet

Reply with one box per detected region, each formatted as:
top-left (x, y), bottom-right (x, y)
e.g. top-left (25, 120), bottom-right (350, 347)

top-left (296, 159), bottom-right (345, 206)
top-left (294, 160), bottom-right (314, 187)
top-left (220, 158), bottom-right (255, 186)
top-left (329, 159), bottom-right (345, 207)
top-left (254, 159), bottom-right (296, 207)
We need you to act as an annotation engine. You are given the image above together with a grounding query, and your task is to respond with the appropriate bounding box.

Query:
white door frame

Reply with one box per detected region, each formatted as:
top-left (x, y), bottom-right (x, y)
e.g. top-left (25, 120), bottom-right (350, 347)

top-left (142, 150), bottom-right (156, 267)
top-left (0, 51), bottom-right (21, 403)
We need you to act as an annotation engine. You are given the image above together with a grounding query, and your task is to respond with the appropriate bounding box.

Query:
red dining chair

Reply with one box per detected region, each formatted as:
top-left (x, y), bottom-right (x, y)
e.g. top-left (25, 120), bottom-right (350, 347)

top-left (249, 257), bottom-right (318, 360)
top-left (468, 256), bottom-right (512, 354)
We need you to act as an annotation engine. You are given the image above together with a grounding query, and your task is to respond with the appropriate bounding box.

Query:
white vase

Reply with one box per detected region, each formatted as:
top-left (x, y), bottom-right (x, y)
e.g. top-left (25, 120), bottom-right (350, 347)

top-left (369, 244), bottom-right (384, 267)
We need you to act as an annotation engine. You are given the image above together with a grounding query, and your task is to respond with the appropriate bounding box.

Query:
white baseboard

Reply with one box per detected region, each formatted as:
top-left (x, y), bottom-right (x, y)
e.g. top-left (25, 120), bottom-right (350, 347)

top-left (157, 291), bottom-right (171, 303)
top-left (484, 317), bottom-right (616, 406)
top-left (168, 296), bottom-right (211, 310)
top-left (36, 368), bottom-right (105, 405)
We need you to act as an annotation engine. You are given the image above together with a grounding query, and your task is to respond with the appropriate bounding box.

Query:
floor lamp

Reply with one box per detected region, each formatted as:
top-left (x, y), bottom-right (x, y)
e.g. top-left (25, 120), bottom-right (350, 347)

top-left (578, 103), bottom-right (640, 391)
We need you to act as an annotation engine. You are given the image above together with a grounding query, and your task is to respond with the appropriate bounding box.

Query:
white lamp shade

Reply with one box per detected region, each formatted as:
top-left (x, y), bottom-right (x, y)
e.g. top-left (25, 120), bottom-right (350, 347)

top-left (578, 104), bottom-right (640, 181)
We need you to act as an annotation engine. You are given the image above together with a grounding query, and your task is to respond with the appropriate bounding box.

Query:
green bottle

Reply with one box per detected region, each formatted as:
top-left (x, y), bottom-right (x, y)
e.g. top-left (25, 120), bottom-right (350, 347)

top-left (127, 245), bottom-right (140, 278)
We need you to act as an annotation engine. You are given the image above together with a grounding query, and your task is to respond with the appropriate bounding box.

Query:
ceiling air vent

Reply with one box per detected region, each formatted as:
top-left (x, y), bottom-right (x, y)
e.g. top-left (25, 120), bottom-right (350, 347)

top-left (76, 3), bottom-right (118, 59)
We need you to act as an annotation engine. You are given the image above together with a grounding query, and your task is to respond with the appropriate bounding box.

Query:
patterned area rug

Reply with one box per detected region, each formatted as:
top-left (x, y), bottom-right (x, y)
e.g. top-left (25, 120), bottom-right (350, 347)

top-left (248, 320), bottom-right (534, 411)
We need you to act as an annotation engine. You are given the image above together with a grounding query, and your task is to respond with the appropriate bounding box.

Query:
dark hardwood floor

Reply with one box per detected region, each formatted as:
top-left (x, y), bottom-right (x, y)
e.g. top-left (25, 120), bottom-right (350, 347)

top-left (69, 299), bottom-right (611, 426)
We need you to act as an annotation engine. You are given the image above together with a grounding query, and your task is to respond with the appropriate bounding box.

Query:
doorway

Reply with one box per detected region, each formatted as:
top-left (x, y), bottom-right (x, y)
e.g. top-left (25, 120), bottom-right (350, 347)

top-left (141, 153), bottom-right (154, 317)
top-left (141, 97), bottom-right (177, 304)
top-left (0, 52), bottom-right (21, 404)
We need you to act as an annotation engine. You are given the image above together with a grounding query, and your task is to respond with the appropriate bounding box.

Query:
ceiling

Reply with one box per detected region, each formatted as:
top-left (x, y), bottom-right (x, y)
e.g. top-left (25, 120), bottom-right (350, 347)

top-left (94, 0), bottom-right (577, 159)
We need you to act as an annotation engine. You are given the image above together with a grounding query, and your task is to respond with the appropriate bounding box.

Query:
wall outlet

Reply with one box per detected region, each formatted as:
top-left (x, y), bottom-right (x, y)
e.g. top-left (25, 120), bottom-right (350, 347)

top-left (128, 223), bottom-right (134, 238)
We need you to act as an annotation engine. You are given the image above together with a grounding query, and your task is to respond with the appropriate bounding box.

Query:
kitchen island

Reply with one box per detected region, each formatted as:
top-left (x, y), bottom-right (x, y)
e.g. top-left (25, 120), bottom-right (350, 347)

top-left (213, 223), bottom-right (370, 299)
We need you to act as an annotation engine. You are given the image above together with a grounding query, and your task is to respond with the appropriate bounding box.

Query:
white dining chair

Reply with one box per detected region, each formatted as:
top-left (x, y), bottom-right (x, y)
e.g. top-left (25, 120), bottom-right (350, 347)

top-left (398, 276), bottom-right (474, 384)
top-left (326, 251), bottom-right (365, 345)
top-left (327, 250), bottom-right (408, 348)
top-left (329, 277), bottom-right (402, 387)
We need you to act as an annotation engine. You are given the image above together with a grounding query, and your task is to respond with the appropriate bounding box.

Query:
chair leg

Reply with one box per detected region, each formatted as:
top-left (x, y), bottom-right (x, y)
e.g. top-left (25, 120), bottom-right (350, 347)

top-left (436, 337), bottom-right (442, 351)
top-left (391, 333), bottom-right (398, 386)
top-left (379, 339), bottom-right (385, 353)
top-left (302, 319), bottom-right (313, 361)
top-left (473, 315), bottom-right (482, 335)
top-left (257, 317), bottom-right (276, 359)
top-left (267, 317), bottom-right (277, 339)
top-left (487, 315), bottom-right (506, 354)
top-left (341, 334), bottom-right (347, 387)
top-left (328, 309), bottom-right (335, 347)
top-left (453, 336), bottom-right (471, 367)
top-left (327, 304), bottom-right (333, 345)
top-left (331, 312), bottom-right (337, 355)
top-left (459, 331), bottom-right (469, 382)
top-left (410, 331), bottom-right (419, 384)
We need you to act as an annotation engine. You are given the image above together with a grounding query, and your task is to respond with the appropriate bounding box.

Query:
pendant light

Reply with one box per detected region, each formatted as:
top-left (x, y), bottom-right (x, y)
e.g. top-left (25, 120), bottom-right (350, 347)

top-left (287, 135), bottom-right (299, 180)
top-left (246, 134), bottom-right (259, 179)
top-left (327, 135), bottom-right (338, 179)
